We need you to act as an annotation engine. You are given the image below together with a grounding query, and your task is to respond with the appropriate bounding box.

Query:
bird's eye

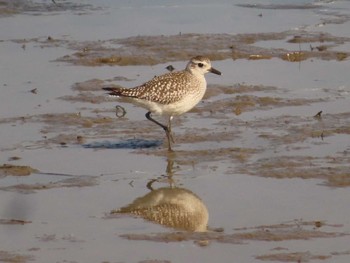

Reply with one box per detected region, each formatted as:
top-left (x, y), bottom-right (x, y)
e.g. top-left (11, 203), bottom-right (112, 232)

top-left (198, 63), bottom-right (204, 68)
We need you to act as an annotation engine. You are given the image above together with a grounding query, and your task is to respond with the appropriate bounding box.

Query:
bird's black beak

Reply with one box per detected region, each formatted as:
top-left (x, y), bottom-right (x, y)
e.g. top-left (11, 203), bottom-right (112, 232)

top-left (209, 67), bottom-right (222, 75)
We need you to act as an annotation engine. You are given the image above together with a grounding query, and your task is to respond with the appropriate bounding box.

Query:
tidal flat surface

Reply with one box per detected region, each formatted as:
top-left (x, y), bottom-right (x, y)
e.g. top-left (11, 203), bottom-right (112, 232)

top-left (0, 0), bottom-right (350, 262)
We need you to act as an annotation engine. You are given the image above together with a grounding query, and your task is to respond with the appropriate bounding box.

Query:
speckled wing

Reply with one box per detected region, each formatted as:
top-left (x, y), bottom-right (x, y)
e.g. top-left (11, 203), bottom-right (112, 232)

top-left (104, 71), bottom-right (194, 105)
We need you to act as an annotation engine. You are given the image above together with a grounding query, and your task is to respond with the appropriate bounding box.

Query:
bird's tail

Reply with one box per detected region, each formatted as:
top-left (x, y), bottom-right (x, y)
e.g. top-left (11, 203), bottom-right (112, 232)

top-left (103, 87), bottom-right (137, 98)
top-left (103, 86), bottom-right (142, 99)
top-left (102, 87), bottom-right (123, 96)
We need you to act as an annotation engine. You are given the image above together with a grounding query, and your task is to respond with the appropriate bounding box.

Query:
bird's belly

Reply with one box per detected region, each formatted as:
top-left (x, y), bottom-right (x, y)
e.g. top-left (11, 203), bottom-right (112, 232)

top-left (160, 93), bottom-right (204, 116)
top-left (126, 91), bottom-right (205, 116)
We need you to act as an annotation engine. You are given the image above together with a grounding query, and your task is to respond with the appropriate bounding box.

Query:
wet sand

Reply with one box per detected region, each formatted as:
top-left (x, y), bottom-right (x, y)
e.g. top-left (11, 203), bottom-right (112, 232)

top-left (1, 1), bottom-right (350, 263)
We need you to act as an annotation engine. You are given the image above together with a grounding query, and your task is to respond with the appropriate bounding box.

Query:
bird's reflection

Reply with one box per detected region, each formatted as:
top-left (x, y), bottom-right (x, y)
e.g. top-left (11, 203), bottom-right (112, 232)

top-left (111, 156), bottom-right (209, 232)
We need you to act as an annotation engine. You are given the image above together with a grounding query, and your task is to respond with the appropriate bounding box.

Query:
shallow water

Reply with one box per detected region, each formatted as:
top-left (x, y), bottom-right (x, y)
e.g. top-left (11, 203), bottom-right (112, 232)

top-left (1, 0), bottom-right (350, 262)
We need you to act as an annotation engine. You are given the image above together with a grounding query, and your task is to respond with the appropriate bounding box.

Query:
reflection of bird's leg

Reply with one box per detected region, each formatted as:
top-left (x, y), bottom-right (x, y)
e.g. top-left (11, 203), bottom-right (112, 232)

top-left (166, 157), bottom-right (174, 177)
top-left (146, 112), bottom-right (174, 151)
top-left (166, 116), bottom-right (175, 150)
top-left (146, 153), bottom-right (176, 190)
top-left (166, 154), bottom-right (176, 187)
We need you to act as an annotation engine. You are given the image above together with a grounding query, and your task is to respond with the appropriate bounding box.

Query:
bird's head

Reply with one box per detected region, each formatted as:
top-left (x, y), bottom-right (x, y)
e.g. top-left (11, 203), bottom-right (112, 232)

top-left (186, 56), bottom-right (221, 76)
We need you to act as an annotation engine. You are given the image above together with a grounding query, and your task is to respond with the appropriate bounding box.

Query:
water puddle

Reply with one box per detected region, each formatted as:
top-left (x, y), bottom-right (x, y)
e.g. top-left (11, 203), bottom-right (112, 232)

top-left (0, 0), bottom-right (350, 262)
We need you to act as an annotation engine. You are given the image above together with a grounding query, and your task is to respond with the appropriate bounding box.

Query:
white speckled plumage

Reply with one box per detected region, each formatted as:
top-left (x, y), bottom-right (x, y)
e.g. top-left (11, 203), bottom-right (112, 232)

top-left (103, 56), bottom-right (221, 151)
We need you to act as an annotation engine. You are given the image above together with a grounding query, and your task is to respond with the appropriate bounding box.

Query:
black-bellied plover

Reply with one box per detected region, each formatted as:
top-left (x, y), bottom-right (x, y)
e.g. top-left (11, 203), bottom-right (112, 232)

top-left (103, 56), bottom-right (221, 151)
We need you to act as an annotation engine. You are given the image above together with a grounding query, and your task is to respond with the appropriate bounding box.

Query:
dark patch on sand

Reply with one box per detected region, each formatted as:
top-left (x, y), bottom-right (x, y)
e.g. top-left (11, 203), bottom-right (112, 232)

top-left (56, 32), bottom-right (349, 66)
top-left (255, 251), bottom-right (330, 262)
top-left (0, 176), bottom-right (98, 194)
top-left (0, 219), bottom-right (31, 225)
top-left (0, 250), bottom-right (34, 263)
top-left (0, 0), bottom-right (96, 17)
top-left (11, 31), bottom-right (346, 66)
top-left (0, 164), bottom-right (38, 177)
top-left (236, 3), bottom-right (320, 10)
top-left (120, 219), bottom-right (347, 246)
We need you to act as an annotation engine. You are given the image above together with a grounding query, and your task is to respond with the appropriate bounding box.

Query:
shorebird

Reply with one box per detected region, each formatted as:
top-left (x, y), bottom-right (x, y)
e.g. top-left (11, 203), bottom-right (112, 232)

top-left (103, 56), bottom-right (221, 151)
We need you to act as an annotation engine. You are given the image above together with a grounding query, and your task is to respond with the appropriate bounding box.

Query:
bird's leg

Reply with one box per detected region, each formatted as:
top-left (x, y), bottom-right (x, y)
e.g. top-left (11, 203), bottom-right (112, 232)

top-left (145, 112), bottom-right (174, 151)
top-left (167, 116), bottom-right (175, 143)
top-left (164, 116), bottom-right (175, 151)
top-left (145, 111), bottom-right (167, 130)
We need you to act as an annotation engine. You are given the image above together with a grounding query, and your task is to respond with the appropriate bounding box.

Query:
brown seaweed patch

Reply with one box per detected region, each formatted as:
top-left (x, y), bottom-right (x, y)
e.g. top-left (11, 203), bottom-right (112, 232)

top-left (0, 113), bottom-right (113, 129)
top-left (0, 176), bottom-right (98, 194)
top-left (97, 56), bottom-right (159, 66)
top-left (331, 250), bottom-right (350, 256)
top-left (160, 148), bottom-right (259, 165)
top-left (336, 52), bottom-right (348, 61)
top-left (120, 231), bottom-right (242, 245)
top-left (64, 52), bottom-right (160, 66)
top-left (71, 79), bottom-right (105, 92)
top-left (53, 32), bottom-right (350, 66)
top-left (35, 233), bottom-right (84, 243)
top-left (326, 173), bottom-right (350, 188)
top-left (0, 164), bottom-right (38, 177)
top-left (255, 251), bottom-right (330, 262)
top-left (232, 220), bottom-right (347, 243)
top-left (281, 51), bottom-right (308, 62)
top-left (0, 1), bottom-right (96, 17)
top-left (287, 33), bottom-right (346, 44)
top-left (37, 113), bottom-right (115, 133)
top-left (0, 219), bottom-right (32, 225)
top-left (59, 79), bottom-right (124, 104)
top-left (0, 251), bottom-right (34, 263)
top-left (233, 219), bottom-right (342, 231)
top-left (36, 234), bottom-right (57, 242)
top-left (243, 112), bottom-right (350, 146)
top-left (139, 260), bottom-right (171, 263)
top-left (176, 129), bottom-right (239, 145)
top-left (232, 40), bottom-right (350, 62)
top-left (236, 4), bottom-right (319, 10)
top-left (8, 156), bottom-right (21, 162)
top-left (120, 219), bottom-right (346, 245)
top-left (0, 111), bottom-right (166, 150)
top-left (233, 229), bottom-right (342, 242)
top-left (198, 95), bottom-right (325, 116)
top-left (237, 156), bottom-right (350, 187)
top-left (58, 92), bottom-right (107, 104)
top-left (59, 79), bottom-right (109, 103)
top-left (0, 6), bottom-right (18, 17)
top-left (42, 133), bottom-right (88, 146)
top-left (204, 84), bottom-right (278, 100)
top-left (248, 54), bottom-right (273, 60)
